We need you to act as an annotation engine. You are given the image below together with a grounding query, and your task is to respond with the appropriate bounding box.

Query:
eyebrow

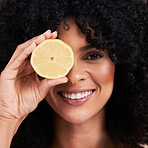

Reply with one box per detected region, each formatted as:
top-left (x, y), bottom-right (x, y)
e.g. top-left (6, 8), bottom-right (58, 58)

top-left (80, 45), bottom-right (97, 52)
top-left (56, 36), bottom-right (99, 52)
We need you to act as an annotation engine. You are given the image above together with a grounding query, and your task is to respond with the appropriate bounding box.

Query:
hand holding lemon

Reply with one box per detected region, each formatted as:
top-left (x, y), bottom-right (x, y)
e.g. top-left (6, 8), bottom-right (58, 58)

top-left (0, 31), bottom-right (70, 122)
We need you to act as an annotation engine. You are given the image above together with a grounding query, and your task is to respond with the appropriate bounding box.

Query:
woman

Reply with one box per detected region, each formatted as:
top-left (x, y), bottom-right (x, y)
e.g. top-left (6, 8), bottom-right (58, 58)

top-left (0, 0), bottom-right (147, 147)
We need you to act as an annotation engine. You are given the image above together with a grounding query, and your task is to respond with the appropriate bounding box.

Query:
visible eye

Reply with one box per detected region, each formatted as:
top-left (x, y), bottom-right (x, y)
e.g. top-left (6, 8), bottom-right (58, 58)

top-left (84, 53), bottom-right (103, 61)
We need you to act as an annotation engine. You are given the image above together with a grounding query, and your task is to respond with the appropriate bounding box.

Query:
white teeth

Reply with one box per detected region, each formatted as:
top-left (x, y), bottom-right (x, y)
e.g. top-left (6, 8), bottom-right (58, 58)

top-left (68, 94), bottom-right (71, 99)
top-left (84, 91), bottom-right (88, 97)
top-left (81, 92), bottom-right (85, 98)
top-left (71, 93), bottom-right (75, 99)
top-left (65, 93), bottom-right (68, 98)
top-left (76, 93), bottom-right (81, 99)
top-left (60, 91), bottom-right (93, 100)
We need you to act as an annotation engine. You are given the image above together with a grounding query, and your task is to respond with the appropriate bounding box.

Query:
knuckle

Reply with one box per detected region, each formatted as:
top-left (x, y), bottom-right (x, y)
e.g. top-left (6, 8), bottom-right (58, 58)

top-left (0, 70), bottom-right (5, 78)
top-left (0, 69), bottom-right (9, 79)
top-left (17, 57), bottom-right (24, 65)
top-left (16, 44), bottom-right (23, 50)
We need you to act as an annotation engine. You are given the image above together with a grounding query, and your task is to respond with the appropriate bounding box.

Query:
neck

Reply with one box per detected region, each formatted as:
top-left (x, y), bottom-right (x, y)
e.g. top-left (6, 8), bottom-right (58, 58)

top-left (52, 108), bottom-right (113, 148)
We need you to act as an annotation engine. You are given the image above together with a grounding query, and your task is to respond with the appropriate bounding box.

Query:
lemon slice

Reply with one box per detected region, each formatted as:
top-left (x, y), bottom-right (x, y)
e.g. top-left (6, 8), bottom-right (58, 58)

top-left (30, 39), bottom-right (74, 79)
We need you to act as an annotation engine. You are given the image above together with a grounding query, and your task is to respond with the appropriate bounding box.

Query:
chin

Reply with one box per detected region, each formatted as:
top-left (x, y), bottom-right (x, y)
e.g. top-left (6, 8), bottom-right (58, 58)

top-left (62, 114), bottom-right (90, 125)
top-left (56, 107), bottom-right (100, 125)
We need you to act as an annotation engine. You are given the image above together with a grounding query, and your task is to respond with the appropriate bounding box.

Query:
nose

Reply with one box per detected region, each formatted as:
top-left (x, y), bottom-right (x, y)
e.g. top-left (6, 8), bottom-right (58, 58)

top-left (66, 61), bottom-right (88, 84)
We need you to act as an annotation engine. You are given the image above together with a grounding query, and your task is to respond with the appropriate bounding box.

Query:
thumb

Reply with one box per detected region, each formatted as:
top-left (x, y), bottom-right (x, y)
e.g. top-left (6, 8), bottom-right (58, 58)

top-left (38, 77), bottom-right (68, 101)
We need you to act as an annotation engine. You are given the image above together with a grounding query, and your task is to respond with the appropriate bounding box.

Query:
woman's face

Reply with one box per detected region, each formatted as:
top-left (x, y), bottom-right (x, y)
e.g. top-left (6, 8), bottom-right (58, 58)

top-left (46, 19), bottom-right (115, 124)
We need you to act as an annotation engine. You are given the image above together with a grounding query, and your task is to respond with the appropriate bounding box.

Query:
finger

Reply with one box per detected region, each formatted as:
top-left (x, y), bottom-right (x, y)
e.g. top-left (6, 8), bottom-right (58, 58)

top-left (50, 31), bottom-right (58, 39)
top-left (20, 30), bottom-right (52, 48)
top-left (10, 42), bottom-right (36, 70)
top-left (34, 30), bottom-right (52, 45)
top-left (38, 77), bottom-right (68, 101)
top-left (8, 30), bottom-right (52, 64)
top-left (4, 30), bottom-right (57, 79)
top-left (3, 42), bottom-right (36, 79)
top-left (11, 30), bottom-right (56, 63)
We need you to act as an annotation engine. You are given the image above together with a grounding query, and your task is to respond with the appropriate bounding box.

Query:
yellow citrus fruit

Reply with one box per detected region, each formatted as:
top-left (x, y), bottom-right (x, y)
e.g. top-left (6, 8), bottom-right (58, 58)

top-left (30, 39), bottom-right (74, 79)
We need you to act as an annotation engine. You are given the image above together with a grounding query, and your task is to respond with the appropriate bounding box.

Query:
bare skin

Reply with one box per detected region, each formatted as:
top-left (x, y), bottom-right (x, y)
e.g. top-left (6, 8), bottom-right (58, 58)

top-left (0, 30), bottom-right (68, 148)
top-left (52, 111), bottom-right (114, 148)
top-left (46, 19), bottom-right (115, 148)
top-left (0, 19), bottom-right (115, 148)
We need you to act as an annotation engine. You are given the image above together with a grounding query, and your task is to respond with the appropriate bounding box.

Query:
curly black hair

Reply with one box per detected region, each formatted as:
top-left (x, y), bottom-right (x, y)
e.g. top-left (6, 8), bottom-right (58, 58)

top-left (0, 0), bottom-right (147, 147)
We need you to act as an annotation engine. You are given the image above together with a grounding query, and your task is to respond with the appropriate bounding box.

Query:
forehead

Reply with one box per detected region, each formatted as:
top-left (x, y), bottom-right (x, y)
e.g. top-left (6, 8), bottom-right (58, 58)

top-left (57, 18), bottom-right (95, 37)
top-left (57, 18), bottom-right (109, 55)
top-left (57, 19), bottom-right (82, 37)
top-left (57, 19), bottom-right (89, 47)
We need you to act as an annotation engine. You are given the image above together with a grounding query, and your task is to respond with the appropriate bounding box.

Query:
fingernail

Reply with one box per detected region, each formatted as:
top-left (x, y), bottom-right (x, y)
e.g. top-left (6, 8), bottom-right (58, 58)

top-left (43, 30), bottom-right (51, 34)
top-left (52, 31), bottom-right (57, 35)
top-left (31, 41), bottom-right (36, 47)
top-left (37, 34), bottom-right (43, 40)
top-left (63, 77), bottom-right (68, 83)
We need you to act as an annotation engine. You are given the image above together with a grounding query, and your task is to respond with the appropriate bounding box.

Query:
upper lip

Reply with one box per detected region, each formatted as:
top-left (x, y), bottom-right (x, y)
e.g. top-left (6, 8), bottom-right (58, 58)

top-left (58, 89), bottom-right (95, 94)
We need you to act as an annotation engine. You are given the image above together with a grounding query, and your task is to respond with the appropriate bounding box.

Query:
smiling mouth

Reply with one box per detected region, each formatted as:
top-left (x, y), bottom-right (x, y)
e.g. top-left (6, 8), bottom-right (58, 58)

top-left (58, 89), bottom-right (95, 100)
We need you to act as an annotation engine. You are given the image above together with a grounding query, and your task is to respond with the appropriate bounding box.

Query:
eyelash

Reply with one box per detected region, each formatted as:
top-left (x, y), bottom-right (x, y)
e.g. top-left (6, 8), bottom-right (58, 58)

top-left (84, 53), bottom-right (103, 61)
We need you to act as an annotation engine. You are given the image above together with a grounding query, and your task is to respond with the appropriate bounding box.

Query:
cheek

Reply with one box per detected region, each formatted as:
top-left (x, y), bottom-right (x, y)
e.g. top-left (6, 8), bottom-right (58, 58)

top-left (87, 61), bottom-right (115, 109)
top-left (96, 61), bottom-right (115, 100)
top-left (86, 61), bottom-right (115, 85)
top-left (98, 63), bottom-right (115, 85)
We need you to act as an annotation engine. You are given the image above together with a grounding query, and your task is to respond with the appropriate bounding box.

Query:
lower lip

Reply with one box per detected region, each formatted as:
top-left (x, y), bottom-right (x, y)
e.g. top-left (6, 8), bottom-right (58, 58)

top-left (58, 92), bottom-right (94, 106)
